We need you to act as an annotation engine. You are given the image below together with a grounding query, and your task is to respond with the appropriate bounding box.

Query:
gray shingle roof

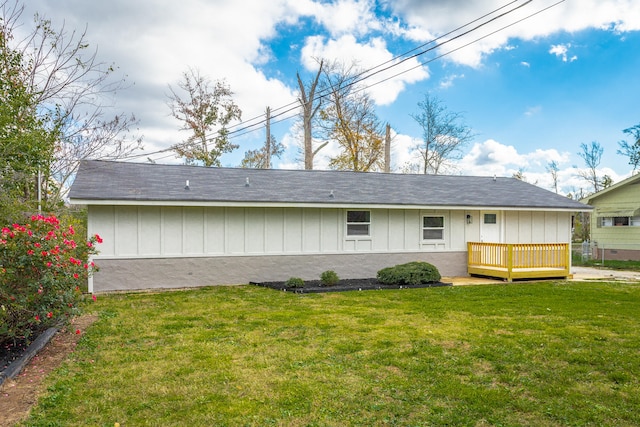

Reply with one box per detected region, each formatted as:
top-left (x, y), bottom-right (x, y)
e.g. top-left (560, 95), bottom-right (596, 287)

top-left (69, 160), bottom-right (590, 210)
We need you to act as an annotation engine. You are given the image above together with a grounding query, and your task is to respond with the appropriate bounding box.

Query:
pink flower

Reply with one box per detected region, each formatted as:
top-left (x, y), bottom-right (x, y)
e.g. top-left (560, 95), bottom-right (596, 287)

top-left (73, 273), bottom-right (79, 279)
top-left (47, 312), bottom-right (53, 318)
top-left (95, 234), bottom-right (103, 244)
top-left (27, 249), bottom-right (35, 256)
top-left (92, 294), bottom-right (97, 302)
top-left (75, 329), bottom-right (81, 335)
top-left (35, 315), bottom-right (40, 321)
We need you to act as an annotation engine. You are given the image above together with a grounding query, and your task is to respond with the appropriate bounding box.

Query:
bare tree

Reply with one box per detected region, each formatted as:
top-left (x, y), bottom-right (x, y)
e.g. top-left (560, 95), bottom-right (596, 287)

top-left (616, 124), bottom-right (640, 173)
top-left (297, 59), bottom-right (326, 170)
top-left (578, 141), bottom-right (604, 193)
top-left (168, 68), bottom-right (241, 167)
top-left (546, 160), bottom-right (559, 193)
top-left (1, 0), bottom-right (142, 200)
top-left (318, 61), bottom-right (385, 172)
top-left (411, 94), bottom-right (474, 174)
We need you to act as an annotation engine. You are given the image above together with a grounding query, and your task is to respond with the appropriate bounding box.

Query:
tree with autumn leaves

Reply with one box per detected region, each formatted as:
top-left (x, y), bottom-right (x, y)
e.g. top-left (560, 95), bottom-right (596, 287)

top-left (317, 60), bottom-right (386, 172)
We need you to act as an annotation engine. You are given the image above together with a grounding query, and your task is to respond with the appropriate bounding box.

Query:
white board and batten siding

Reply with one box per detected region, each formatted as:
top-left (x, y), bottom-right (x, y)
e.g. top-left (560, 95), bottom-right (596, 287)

top-left (88, 205), bottom-right (572, 260)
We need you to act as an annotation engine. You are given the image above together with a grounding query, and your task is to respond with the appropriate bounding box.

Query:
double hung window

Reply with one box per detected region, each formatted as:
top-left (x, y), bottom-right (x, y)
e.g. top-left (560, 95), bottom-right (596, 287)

top-left (346, 210), bottom-right (370, 237)
top-left (423, 215), bottom-right (444, 240)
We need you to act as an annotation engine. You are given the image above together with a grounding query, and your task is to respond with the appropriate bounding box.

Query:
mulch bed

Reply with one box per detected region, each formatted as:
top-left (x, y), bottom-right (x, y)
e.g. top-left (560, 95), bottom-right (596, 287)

top-left (251, 278), bottom-right (452, 293)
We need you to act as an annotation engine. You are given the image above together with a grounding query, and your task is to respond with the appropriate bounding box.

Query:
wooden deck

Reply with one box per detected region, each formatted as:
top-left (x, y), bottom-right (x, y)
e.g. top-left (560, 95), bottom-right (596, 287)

top-left (467, 242), bottom-right (571, 282)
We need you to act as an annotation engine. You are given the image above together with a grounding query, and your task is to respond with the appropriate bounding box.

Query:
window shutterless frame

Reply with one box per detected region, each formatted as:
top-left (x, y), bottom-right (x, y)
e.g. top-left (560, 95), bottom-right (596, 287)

top-left (422, 215), bottom-right (444, 240)
top-left (346, 210), bottom-right (371, 237)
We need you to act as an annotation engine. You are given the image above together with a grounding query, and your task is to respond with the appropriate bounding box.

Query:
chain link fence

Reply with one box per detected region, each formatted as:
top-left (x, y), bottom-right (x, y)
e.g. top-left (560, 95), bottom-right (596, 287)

top-left (573, 241), bottom-right (640, 263)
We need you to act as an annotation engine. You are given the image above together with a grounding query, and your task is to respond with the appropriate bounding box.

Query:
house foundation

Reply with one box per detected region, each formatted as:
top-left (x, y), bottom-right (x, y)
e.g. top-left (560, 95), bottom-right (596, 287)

top-left (91, 251), bottom-right (467, 292)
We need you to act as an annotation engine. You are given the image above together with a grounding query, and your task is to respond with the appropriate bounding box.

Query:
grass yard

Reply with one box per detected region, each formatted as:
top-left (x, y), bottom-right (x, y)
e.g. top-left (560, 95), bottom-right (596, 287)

top-left (573, 256), bottom-right (640, 272)
top-left (21, 281), bottom-right (640, 426)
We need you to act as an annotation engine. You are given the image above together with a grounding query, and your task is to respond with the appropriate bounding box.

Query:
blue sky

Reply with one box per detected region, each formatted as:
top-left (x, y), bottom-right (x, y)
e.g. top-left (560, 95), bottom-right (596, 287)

top-left (19, 0), bottom-right (640, 195)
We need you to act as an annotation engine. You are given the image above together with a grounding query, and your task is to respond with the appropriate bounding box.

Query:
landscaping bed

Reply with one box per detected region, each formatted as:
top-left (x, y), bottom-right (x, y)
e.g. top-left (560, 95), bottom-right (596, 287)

top-left (251, 278), bottom-right (452, 293)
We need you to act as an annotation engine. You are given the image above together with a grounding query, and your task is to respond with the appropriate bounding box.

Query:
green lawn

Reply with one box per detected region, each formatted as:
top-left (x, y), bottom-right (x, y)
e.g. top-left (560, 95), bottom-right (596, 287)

top-left (572, 254), bottom-right (640, 272)
top-left (22, 281), bottom-right (640, 426)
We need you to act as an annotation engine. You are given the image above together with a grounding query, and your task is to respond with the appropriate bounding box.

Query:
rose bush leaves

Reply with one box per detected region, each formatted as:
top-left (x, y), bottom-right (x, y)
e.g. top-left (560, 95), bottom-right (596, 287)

top-left (0, 215), bottom-right (101, 347)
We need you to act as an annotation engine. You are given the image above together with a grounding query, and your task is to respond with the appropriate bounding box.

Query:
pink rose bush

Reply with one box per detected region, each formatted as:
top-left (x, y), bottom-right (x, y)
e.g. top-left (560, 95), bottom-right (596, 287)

top-left (0, 215), bottom-right (101, 347)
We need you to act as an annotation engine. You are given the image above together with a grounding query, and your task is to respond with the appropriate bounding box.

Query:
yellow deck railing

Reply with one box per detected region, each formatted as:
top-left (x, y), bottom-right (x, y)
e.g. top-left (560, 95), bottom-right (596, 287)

top-left (467, 242), bottom-right (570, 281)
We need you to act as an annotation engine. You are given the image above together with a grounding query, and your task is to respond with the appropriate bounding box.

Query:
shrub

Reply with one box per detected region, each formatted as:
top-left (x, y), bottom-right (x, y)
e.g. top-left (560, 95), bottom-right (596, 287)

top-left (0, 214), bottom-right (101, 347)
top-left (285, 277), bottom-right (305, 288)
top-left (320, 270), bottom-right (339, 286)
top-left (377, 261), bottom-right (441, 286)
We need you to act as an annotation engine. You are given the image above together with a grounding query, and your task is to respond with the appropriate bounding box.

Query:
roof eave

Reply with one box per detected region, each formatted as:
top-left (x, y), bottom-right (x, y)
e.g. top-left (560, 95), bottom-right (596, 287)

top-left (69, 197), bottom-right (590, 211)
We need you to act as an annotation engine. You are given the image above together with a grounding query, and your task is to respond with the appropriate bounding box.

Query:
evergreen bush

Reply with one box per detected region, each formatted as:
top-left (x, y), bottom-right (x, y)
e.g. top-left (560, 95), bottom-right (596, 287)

top-left (376, 261), bottom-right (441, 286)
top-left (320, 270), bottom-right (339, 286)
top-left (285, 277), bottom-right (305, 288)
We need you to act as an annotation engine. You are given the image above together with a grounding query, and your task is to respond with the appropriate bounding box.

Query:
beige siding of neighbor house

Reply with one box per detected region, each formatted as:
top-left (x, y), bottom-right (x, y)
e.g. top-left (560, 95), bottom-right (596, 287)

top-left (589, 182), bottom-right (640, 253)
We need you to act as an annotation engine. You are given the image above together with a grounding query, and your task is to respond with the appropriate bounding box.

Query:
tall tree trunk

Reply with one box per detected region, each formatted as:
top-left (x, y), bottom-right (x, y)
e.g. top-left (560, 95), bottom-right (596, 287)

top-left (297, 60), bottom-right (324, 170)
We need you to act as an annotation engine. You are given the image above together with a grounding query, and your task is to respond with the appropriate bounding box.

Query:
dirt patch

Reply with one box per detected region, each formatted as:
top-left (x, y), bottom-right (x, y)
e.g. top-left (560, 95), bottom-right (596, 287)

top-left (0, 314), bottom-right (97, 426)
top-left (252, 278), bottom-right (452, 293)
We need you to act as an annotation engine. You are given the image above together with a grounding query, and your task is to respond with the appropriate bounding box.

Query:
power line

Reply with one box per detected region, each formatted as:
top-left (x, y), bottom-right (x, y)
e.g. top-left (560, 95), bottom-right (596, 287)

top-left (217, 0), bottom-right (562, 145)
top-left (86, 0), bottom-right (565, 166)
top-left (223, 0), bottom-right (526, 136)
top-left (30, 0), bottom-right (561, 167)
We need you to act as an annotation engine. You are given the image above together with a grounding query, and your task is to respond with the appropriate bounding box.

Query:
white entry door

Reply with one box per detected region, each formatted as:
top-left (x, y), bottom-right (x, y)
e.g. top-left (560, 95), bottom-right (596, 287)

top-left (480, 211), bottom-right (502, 242)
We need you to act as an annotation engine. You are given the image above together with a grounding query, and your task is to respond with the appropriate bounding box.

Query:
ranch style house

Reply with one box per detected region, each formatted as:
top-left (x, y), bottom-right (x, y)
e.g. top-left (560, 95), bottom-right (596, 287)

top-left (69, 160), bottom-right (590, 292)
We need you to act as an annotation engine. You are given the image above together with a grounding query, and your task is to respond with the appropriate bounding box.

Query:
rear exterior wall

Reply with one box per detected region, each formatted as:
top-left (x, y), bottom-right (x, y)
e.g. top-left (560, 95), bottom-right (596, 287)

top-left (87, 205), bottom-right (570, 291)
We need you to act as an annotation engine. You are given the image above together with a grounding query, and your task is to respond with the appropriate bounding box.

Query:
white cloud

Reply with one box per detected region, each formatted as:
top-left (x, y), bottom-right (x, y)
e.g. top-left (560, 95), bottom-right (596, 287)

top-left (439, 74), bottom-right (464, 89)
top-left (312, 0), bottom-right (381, 37)
top-left (300, 34), bottom-right (429, 105)
top-left (549, 43), bottom-right (577, 62)
top-left (456, 139), bottom-right (573, 180)
top-left (520, 61), bottom-right (530, 68)
top-left (388, 0), bottom-right (639, 68)
top-left (390, 132), bottom-right (422, 171)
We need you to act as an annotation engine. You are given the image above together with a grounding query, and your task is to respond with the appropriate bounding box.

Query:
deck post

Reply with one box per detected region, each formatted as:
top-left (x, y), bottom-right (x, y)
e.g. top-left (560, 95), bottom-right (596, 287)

top-left (507, 244), bottom-right (513, 282)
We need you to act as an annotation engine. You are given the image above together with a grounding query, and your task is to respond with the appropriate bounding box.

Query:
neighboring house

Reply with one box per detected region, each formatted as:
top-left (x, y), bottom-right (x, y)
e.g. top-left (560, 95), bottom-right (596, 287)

top-left (582, 173), bottom-right (640, 261)
top-left (69, 160), bottom-right (589, 292)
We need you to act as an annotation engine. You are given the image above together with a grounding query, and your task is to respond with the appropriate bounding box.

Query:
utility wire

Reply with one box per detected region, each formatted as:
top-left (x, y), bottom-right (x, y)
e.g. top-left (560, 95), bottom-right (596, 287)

top-left (80, 0), bottom-right (564, 166)
top-left (213, 0), bottom-right (560, 144)
top-left (222, 0), bottom-right (525, 135)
